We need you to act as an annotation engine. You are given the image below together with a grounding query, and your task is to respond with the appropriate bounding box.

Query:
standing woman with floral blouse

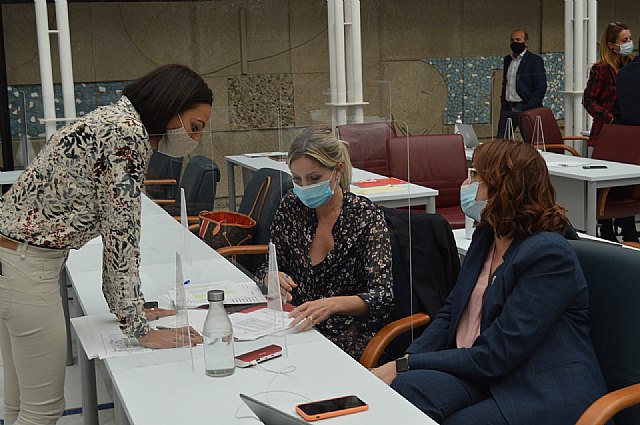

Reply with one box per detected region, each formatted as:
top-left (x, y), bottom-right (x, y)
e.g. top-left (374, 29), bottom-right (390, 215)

top-left (255, 127), bottom-right (394, 360)
top-left (0, 64), bottom-right (210, 425)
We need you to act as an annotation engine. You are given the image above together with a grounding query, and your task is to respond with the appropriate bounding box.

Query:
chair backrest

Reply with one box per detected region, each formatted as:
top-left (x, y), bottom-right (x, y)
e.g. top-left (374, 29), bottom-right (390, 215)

top-left (592, 124), bottom-right (640, 164)
top-left (145, 151), bottom-right (183, 200)
top-left (568, 240), bottom-right (640, 425)
top-left (168, 155), bottom-right (220, 216)
top-left (237, 168), bottom-right (293, 274)
top-left (387, 134), bottom-right (467, 208)
top-left (520, 106), bottom-right (565, 153)
top-left (335, 122), bottom-right (396, 176)
top-left (380, 207), bottom-right (460, 361)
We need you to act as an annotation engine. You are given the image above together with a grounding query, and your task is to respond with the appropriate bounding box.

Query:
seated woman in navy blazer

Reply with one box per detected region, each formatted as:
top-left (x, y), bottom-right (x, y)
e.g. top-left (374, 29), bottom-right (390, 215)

top-left (372, 139), bottom-right (608, 425)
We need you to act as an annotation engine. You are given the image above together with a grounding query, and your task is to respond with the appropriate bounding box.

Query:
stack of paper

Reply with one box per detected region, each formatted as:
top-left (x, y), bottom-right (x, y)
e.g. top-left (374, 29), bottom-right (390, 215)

top-left (229, 308), bottom-right (294, 341)
top-left (166, 280), bottom-right (266, 308)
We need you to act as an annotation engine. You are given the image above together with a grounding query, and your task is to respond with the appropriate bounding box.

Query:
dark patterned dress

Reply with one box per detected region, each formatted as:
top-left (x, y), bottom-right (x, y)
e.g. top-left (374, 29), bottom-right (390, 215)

top-left (0, 96), bottom-right (151, 337)
top-left (256, 191), bottom-right (394, 359)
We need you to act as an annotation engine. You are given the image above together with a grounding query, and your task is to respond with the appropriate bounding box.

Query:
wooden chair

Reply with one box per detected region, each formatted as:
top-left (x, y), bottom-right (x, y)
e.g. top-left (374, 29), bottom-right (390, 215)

top-left (217, 168), bottom-right (292, 276)
top-left (591, 125), bottom-right (640, 225)
top-left (570, 240), bottom-right (640, 425)
top-left (520, 106), bottom-right (583, 156)
top-left (359, 208), bottom-right (460, 368)
top-left (335, 122), bottom-right (396, 176)
top-left (145, 155), bottom-right (220, 231)
top-left (387, 134), bottom-right (467, 229)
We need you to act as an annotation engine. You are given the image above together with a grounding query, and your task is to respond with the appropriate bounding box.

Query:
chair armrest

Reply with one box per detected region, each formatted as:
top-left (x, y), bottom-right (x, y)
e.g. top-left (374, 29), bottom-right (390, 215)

top-left (172, 216), bottom-right (200, 224)
top-left (597, 187), bottom-right (612, 218)
top-left (144, 179), bottom-right (177, 186)
top-left (188, 223), bottom-right (199, 232)
top-left (576, 383), bottom-right (640, 425)
top-left (623, 241), bottom-right (640, 249)
top-left (562, 136), bottom-right (590, 141)
top-left (359, 312), bottom-right (431, 369)
top-left (541, 144), bottom-right (581, 157)
top-left (216, 244), bottom-right (270, 257)
top-left (153, 199), bottom-right (176, 206)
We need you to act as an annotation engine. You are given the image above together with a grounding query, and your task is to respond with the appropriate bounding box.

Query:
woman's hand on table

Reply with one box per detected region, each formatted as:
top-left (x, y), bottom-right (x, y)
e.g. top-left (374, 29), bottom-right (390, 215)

top-left (264, 272), bottom-right (297, 302)
top-left (288, 298), bottom-right (335, 332)
top-left (370, 361), bottom-right (397, 385)
top-left (145, 307), bottom-right (176, 321)
top-left (137, 327), bottom-right (202, 349)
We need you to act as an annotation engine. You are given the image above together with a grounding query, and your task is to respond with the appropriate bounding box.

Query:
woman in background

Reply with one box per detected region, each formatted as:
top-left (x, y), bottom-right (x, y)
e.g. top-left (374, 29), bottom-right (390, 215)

top-left (583, 22), bottom-right (637, 242)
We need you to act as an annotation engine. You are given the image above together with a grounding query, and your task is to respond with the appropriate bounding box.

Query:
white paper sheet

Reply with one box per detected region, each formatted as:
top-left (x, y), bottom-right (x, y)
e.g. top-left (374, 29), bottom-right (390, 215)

top-left (546, 161), bottom-right (592, 168)
top-left (229, 308), bottom-right (294, 341)
top-left (71, 314), bottom-right (153, 360)
top-left (167, 280), bottom-right (266, 308)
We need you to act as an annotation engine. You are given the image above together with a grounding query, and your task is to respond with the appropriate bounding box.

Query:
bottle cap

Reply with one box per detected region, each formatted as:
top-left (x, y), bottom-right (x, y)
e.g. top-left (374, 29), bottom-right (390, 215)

top-left (207, 289), bottom-right (225, 302)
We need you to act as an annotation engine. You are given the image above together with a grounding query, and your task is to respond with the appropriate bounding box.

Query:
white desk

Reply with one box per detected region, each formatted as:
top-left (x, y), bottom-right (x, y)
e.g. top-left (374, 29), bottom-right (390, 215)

top-left (0, 169), bottom-right (23, 185)
top-left (225, 155), bottom-right (439, 212)
top-left (452, 228), bottom-right (640, 259)
top-left (464, 148), bottom-right (640, 236)
top-left (69, 194), bottom-right (434, 425)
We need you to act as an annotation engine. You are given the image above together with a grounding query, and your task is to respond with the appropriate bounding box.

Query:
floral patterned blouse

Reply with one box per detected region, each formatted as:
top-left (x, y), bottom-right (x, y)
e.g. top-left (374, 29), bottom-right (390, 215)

top-left (0, 96), bottom-right (151, 337)
top-left (256, 191), bottom-right (394, 359)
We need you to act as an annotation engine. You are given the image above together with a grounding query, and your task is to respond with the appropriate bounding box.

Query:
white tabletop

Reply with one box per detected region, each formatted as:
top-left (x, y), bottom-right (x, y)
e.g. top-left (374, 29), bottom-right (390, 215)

top-left (0, 169), bottom-right (24, 185)
top-left (68, 193), bottom-right (434, 425)
top-left (225, 155), bottom-right (439, 209)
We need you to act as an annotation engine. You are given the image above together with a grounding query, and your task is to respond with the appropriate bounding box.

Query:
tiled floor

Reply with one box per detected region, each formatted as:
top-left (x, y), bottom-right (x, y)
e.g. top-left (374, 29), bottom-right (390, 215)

top-left (0, 296), bottom-right (115, 425)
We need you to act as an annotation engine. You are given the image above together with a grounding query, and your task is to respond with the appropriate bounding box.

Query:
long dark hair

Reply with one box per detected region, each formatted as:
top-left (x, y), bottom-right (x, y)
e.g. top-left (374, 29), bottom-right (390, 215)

top-left (123, 64), bottom-right (213, 136)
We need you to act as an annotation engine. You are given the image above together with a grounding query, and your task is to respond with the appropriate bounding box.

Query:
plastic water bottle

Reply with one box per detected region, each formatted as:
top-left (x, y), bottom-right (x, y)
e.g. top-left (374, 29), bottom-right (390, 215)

top-left (203, 290), bottom-right (235, 377)
top-left (454, 115), bottom-right (462, 134)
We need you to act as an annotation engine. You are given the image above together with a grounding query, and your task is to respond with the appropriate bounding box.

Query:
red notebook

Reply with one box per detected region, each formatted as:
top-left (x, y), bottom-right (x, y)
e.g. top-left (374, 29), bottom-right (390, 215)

top-left (352, 177), bottom-right (407, 188)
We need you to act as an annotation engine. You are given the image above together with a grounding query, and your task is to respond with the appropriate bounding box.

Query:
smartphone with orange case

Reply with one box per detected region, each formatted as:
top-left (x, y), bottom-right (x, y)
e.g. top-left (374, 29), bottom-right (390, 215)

top-left (295, 395), bottom-right (368, 421)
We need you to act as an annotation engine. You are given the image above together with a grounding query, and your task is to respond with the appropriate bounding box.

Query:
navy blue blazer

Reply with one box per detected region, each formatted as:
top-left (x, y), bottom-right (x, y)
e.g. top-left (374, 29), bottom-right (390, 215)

top-left (615, 55), bottom-right (640, 125)
top-left (405, 227), bottom-right (608, 425)
top-left (501, 51), bottom-right (547, 111)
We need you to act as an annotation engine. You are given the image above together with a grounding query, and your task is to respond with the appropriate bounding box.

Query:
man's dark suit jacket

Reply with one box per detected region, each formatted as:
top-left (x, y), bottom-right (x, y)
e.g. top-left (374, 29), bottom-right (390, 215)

top-left (615, 56), bottom-right (640, 125)
top-left (500, 50), bottom-right (547, 111)
top-left (404, 226), bottom-right (608, 425)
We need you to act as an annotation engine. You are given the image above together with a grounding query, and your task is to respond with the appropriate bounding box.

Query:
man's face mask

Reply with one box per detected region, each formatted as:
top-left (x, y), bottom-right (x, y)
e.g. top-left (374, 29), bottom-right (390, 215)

top-left (157, 114), bottom-right (199, 158)
top-left (510, 41), bottom-right (526, 56)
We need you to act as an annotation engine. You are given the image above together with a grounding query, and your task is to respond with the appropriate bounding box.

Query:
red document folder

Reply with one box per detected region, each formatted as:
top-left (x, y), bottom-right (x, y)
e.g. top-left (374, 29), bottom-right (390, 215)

top-left (352, 177), bottom-right (407, 188)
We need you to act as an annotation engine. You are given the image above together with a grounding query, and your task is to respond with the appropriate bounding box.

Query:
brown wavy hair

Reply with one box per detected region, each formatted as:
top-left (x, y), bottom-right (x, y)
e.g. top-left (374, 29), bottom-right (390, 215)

top-left (473, 140), bottom-right (567, 239)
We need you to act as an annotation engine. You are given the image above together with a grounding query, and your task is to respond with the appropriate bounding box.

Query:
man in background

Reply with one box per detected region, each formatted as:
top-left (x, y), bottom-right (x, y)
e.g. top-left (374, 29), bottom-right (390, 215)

top-left (497, 29), bottom-right (547, 139)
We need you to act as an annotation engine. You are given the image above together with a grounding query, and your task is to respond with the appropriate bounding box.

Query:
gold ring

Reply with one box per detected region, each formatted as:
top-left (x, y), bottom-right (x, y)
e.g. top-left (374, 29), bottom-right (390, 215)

top-left (307, 315), bottom-right (313, 324)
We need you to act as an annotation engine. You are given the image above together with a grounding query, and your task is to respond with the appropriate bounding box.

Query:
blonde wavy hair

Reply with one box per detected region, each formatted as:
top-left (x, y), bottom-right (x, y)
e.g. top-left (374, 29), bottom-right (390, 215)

top-left (287, 127), bottom-right (352, 191)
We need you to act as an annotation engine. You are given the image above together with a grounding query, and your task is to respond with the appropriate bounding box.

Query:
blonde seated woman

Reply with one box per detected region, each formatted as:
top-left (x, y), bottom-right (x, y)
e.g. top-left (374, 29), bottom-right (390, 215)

top-left (255, 127), bottom-right (394, 360)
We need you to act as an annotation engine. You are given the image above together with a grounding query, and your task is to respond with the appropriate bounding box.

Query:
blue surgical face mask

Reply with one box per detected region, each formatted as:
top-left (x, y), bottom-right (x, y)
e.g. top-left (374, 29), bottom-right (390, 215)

top-left (293, 170), bottom-right (337, 209)
top-left (617, 40), bottom-right (634, 57)
top-left (460, 181), bottom-right (487, 222)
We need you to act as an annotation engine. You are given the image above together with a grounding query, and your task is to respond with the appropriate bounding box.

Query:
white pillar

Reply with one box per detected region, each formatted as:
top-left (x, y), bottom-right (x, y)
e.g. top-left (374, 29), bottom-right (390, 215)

top-left (34, 0), bottom-right (56, 140)
top-left (327, 0), bottom-right (338, 129)
top-left (55, 0), bottom-right (76, 121)
top-left (347, 0), bottom-right (364, 123)
top-left (333, 0), bottom-right (347, 127)
top-left (573, 0), bottom-right (586, 136)
top-left (564, 0), bottom-right (575, 139)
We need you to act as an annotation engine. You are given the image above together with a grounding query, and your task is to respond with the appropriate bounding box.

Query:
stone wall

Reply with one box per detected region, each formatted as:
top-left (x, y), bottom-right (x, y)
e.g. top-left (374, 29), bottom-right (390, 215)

top-left (2, 0), bottom-right (640, 202)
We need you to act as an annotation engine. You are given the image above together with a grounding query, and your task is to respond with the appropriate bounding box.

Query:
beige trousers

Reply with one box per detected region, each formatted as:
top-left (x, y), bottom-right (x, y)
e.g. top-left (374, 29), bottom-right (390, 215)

top-left (0, 239), bottom-right (68, 425)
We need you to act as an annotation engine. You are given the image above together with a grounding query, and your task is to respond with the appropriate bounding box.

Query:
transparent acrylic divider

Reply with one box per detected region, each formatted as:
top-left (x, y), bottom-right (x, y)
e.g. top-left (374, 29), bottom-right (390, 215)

top-left (174, 252), bottom-right (195, 371)
top-left (15, 90), bottom-right (35, 169)
top-left (504, 117), bottom-right (515, 141)
top-left (245, 242), bottom-right (286, 357)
